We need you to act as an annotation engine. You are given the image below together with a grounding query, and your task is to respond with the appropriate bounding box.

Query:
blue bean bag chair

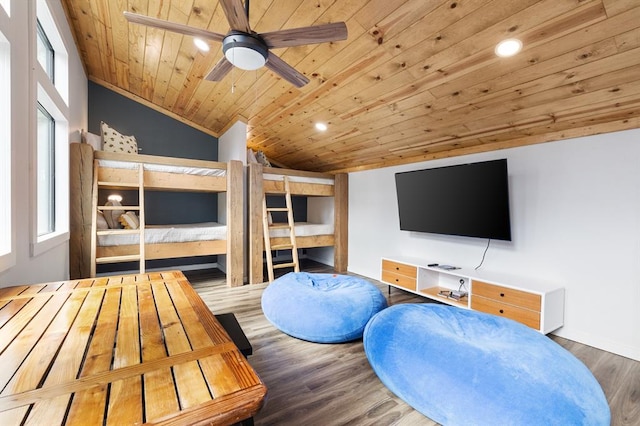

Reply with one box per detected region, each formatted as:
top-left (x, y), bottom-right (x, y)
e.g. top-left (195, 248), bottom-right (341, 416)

top-left (364, 304), bottom-right (610, 425)
top-left (261, 272), bottom-right (388, 343)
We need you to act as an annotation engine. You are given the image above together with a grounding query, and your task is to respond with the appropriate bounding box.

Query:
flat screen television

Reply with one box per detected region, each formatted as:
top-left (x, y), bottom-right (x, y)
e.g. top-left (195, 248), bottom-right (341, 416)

top-left (395, 159), bottom-right (512, 241)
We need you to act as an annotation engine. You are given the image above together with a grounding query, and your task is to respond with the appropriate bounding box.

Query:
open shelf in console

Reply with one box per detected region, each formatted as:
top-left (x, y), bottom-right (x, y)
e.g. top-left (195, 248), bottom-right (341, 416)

top-left (417, 266), bottom-right (470, 308)
top-left (420, 286), bottom-right (468, 308)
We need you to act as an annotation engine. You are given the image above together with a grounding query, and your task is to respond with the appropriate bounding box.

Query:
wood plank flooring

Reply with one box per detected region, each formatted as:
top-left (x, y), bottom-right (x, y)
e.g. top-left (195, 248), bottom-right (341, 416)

top-left (185, 262), bottom-right (640, 426)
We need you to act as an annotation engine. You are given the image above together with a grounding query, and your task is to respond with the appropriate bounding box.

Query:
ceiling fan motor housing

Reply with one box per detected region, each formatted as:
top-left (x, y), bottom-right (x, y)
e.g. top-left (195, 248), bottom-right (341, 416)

top-left (223, 31), bottom-right (269, 70)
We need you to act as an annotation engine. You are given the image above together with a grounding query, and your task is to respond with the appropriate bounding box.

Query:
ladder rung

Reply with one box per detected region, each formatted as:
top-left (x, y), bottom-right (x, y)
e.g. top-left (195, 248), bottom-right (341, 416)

top-left (100, 205), bottom-right (140, 210)
top-left (271, 244), bottom-right (293, 250)
top-left (266, 207), bottom-right (289, 212)
top-left (98, 181), bottom-right (140, 188)
top-left (269, 224), bottom-right (291, 230)
top-left (273, 262), bottom-right (297, 270)
top-left (96, 254), bottom-right (141, 264)
top-left (97, 229), bottom-right (141, 236)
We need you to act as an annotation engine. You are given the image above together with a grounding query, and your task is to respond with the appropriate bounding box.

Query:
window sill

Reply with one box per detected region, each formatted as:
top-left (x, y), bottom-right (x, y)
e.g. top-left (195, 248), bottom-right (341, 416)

top-left (31, 230), bottom-right (69, 257)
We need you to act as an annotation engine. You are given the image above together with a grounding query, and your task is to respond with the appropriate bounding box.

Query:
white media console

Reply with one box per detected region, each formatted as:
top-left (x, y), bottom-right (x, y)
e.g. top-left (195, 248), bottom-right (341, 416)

top-left (381, 256), bottom-right (565, 334)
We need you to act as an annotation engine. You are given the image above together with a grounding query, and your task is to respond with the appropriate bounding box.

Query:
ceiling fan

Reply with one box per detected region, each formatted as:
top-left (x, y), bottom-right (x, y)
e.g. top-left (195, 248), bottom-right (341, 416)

top-left (124, 0), bottom-right (348, 88)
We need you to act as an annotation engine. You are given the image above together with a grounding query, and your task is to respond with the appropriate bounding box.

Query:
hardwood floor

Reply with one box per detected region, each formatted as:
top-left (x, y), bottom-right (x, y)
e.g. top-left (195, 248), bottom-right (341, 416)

top-left (185, 262), bottom-right (640, 426)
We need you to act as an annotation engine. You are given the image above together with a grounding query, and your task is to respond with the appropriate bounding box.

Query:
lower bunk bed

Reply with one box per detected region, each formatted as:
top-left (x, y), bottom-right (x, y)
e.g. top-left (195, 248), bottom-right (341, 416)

top-left (94, 222), bottom-right (228, 266)
top-left (248, 163), bottom-right (348, 284)
top-left (70, 142), bottom-right (243, 287)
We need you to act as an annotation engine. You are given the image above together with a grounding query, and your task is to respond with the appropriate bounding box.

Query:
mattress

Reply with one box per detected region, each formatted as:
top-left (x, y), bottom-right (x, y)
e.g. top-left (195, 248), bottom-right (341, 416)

top-left (264, 173), bottom-right (334, 185)
top-left (98, 222), bottom-right (227, 246)
top-left (98, 159), bottom-right (226, 177)
top-left (268, 222), bottom-right (334, 238)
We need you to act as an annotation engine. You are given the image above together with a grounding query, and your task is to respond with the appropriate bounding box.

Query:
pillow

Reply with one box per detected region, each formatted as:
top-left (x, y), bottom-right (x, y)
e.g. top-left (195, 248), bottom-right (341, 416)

top-left (104, 200), bottom-right (124, 229)
top-left (255, 150), bottom-right (271, 167)
top-left (96, 211), bottom-right (109, 230)
top-left (118, 211), bottom-right (140, 230)
top-left (82, 131), bottom-right (102, 151)
top-left (101, 121), bottom-right (138, 154)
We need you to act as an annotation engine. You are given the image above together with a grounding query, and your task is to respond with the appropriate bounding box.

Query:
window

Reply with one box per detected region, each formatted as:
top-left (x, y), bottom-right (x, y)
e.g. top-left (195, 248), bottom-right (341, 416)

top-left (36, 20), bottom-right (54, 83)
top-left (31, 0), bottom-right (70, 256)
top-left (37, 104), bottom-right (55, 236)
top-left (0, 28), bottom-right (11, 270)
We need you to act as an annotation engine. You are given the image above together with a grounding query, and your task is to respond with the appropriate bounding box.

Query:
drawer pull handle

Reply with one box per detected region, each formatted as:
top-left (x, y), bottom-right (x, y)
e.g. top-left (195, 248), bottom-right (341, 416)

top-left (500, 293), bottom-right (505, 297)
top-left (499, 309), bottom-right (504, 314)
top-left (395, 267), bottom-right (399, 270)
top-left (395, 279), bottom-right (399, 282)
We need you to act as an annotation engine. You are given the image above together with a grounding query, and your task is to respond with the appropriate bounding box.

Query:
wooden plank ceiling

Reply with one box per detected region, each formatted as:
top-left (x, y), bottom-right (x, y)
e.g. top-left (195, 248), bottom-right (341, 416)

top-left (61, 0), bottom-right (640, 173)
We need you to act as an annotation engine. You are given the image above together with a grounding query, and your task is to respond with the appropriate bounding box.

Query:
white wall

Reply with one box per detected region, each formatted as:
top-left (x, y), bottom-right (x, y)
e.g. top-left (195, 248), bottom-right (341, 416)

top-left (0, 0), bottom-right (87, 286)
top-left (306, 196), bottom-right (335, 265)
top-left (217, 120), bottom-right (247, 276)
top-left (349, 128), bottom-right (640, 361)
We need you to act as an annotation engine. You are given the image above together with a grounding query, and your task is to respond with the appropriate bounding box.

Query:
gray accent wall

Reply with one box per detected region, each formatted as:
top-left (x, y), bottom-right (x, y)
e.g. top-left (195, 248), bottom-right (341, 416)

top-left (88, 82), bottom-right (218, 160)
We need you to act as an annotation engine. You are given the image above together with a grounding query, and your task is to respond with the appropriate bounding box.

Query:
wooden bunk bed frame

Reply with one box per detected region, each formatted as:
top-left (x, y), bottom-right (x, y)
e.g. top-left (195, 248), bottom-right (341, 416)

top-left (248, 163), bottom-right (348, 284)
top-left (70, 143), bottom-right (244, 287)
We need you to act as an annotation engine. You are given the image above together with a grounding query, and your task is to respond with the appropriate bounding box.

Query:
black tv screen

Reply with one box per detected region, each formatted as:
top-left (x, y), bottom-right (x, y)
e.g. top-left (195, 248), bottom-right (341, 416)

top-left (395, 159), bottom-right (512, 241)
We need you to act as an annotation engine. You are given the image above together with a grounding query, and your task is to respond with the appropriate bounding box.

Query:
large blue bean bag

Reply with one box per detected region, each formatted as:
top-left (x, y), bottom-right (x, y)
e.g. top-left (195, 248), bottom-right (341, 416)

top-left (364, 304), bottom-right (610, 425)
top-left (261, 272), bottom-right (388, 343)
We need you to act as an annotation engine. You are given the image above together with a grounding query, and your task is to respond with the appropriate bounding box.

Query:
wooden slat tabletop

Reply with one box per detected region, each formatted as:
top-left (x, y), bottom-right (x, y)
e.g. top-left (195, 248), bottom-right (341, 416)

top-left (0, 271), bottom-right (266, 425)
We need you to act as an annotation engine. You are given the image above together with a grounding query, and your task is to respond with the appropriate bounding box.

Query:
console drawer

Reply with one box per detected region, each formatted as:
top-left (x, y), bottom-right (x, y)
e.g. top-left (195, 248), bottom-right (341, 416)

top-left (472, 280), bottom-right (541, 312)
top-left (381, 260), bottom-right (417, 291)
top-left (471, 295), bottom-right (541, 330)
top-left (382, 259), bottom-right (417, 278)
top-left (381, 270), bottom-right (416, 291)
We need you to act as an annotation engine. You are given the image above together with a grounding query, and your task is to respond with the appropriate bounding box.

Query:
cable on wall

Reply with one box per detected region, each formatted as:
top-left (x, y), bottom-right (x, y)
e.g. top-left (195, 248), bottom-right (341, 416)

top-left (475, 239), bottom-right (491, 270)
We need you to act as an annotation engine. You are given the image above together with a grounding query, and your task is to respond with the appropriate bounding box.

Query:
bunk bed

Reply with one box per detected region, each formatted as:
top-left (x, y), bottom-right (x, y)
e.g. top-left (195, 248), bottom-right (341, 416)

top-left (70, 142), bottom-right (243, 287)
top-left (248, 163), bottom-right (348, 284)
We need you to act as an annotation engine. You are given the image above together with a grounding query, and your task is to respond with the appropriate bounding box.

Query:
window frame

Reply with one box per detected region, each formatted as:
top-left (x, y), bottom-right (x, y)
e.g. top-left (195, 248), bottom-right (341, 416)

top-left (36, 102), bottom-right (55, 237)
top-left (36, 18), bottom-right (54, 84)
top-left (0, 0), bottom-right (8, 17)
top-left (0, 22), bottom-right (13, 272)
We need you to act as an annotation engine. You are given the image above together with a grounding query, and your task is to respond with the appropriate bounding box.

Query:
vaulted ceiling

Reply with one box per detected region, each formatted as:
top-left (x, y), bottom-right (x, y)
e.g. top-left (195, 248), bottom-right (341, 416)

top-left (61, 0), bottom-right (640, 173)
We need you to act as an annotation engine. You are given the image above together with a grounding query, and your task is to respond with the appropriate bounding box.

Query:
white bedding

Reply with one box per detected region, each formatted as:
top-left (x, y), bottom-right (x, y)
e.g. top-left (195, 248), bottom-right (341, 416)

top-left (98, 222), bottom-right (226, 246)
top-left (264, 173), bottom-right (334, 185)
top-left (268, 222), bottom-right (334, 238)
top-left (98, 159), bottom-right (226, 177)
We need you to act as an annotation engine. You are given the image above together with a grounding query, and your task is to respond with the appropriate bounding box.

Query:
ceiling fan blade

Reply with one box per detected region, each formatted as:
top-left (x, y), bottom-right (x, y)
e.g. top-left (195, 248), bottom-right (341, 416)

top-left (124, 11), bottom-right (225, 43)
top-left (220, 0), bottom-right (251, 33)
top-left (265, 52), bottom-right (309, 88)
top-left (261, 22), bottom-right (348, 49)
top-left (205, 57), bottom-right (234, 81)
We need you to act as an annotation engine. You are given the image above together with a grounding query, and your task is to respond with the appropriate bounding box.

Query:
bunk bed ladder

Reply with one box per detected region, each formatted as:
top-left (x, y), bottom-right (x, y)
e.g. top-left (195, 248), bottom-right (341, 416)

top-left (90, 161), bottom-right (145, 276)
top-left (262, 176), bottom-right (300, 282)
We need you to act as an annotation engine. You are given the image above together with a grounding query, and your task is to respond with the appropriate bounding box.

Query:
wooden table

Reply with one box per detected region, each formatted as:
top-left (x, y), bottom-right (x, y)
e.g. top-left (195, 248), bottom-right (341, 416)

top-left (0, 271), bottom-right (266, 425)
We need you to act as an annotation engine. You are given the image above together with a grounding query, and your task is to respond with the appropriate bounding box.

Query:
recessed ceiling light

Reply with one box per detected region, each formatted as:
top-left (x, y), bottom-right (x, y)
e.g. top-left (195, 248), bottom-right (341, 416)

top-left (194, 38), bottom-right (210, 52)
top-left (495, 38), bottom-right (522, 57)
top-left (315, 122), bottom-right (328, 131)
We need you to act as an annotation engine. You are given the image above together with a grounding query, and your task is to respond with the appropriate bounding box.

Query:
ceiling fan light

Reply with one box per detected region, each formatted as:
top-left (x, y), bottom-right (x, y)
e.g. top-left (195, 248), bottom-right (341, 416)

top-left (225, 46), bottom-right (266, 70)
top-left (495, 38), bottom-right (522, 57)
top-left (223, 33), bottom-right (268, 71)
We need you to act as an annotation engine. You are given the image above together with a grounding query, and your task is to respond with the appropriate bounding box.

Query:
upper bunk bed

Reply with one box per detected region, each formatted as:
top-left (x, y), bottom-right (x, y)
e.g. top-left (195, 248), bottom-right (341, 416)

top-left (70, 142), bottom-right (243, 287)
top-left (248, 163), bottom-right (348, 284)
